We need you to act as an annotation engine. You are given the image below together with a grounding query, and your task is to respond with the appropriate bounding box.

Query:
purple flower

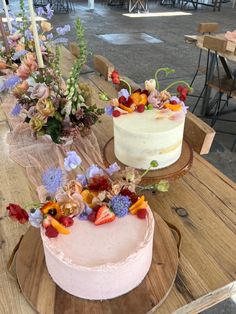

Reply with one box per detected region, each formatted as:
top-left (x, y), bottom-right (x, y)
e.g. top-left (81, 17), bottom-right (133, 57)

top-left (85, 204), bottom-right (93, 215)
top-left (78, 211), bottom-right (88, 220)
top-left (11, 103), bottom-right (22, 116)
top-left (47, 33), bottom-right (53, 40)
top-left (105, 105), bottom-right (114, 116)
top-left (64, 151), bottom-right (82, 171)
top-left (42, 168), bottom-right (63, 194)
top-left (105, 162), bottom-right (120, 176)
top-left (29, 208), bottom-right (43, 228)
top-left (86, 165), bottom-right (104, 179)
top-left (12, 50), bottom-right (28, 61)
top-left (170, 96), bottom-right (181, 103)
top-left (2, 76), bottom-right (21, 91)
top-left (56, 25), bottom-right (71, 36)
top-left (45, 4), bottom-right (54, 19)
top-left (37, 7), bottom-right (46, 16)
top-left (24, 29), bottom-right (33, 41)
top-left (110, 195), bottom-right (131, 217)
top-left (76, 174), bottom-right (87, 187)
top-left (118, 88), bottom-right (130, 100)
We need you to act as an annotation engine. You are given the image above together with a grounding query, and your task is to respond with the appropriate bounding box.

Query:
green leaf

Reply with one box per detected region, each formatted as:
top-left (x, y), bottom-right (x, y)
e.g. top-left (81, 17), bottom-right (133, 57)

top-left (45, 117), bottom-right (62, 143)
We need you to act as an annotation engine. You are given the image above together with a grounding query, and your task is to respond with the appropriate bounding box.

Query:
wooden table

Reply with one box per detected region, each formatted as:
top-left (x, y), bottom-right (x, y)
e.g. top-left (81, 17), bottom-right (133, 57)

top-left (0, 52), bottom-right (236, 314)
top-left (185, 34), bottom-right (236, 116)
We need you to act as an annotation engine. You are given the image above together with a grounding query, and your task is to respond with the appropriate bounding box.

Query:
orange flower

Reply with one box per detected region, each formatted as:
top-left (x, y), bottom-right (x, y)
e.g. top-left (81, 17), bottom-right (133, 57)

top-left (41, 201), bottom-right (62, 220)
top-left (0, 60), bottom-right (7, 70)
top-left (130, 92), bottom-right (148, 106)
top-left (164, 103), bottom-right (182, 111)
top-left (12, 81), bottom-right (29, 97)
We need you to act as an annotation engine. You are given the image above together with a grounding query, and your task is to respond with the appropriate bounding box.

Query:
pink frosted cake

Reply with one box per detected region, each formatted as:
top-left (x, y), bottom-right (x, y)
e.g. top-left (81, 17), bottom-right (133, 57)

top-left (7, 152), bottom-right (155, 300)
top-left (41, 207), bottom-right (154, 300)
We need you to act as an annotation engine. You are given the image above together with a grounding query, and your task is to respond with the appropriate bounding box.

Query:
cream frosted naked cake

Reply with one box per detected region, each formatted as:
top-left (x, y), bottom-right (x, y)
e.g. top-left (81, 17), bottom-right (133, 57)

top-left (42, 207), bottom-right (154, 300)
top-left (114, 110), bottom-right (185, 170)
top-left (105, 69), bottom-right (191, 170)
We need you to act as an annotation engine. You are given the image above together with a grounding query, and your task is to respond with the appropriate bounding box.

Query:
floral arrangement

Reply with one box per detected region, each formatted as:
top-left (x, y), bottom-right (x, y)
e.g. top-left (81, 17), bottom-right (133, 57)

top-left (6, 152), bottom-right (168, 238)
top-left (0, 4), bottom-right (104, 143)
top-left (104, 68), bottom-right (192, 120)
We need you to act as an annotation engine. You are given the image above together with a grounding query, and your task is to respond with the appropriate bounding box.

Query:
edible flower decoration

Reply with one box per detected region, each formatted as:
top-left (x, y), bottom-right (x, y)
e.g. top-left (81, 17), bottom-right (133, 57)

top-left (6, 152), bottom-right (168, 238)
top-left (105, 68), bottom-right (192, 120)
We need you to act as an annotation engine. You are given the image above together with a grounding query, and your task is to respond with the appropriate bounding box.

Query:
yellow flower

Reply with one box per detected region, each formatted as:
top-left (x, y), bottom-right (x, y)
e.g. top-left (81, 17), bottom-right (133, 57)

top-left (41, 21), bottom-right (53, 33)
top-left (29, 115), bottom-right (45, 132)
top-left (41, 201), bottom-right (62, 220)
top-left (36, 98), bottom-right (55, 117)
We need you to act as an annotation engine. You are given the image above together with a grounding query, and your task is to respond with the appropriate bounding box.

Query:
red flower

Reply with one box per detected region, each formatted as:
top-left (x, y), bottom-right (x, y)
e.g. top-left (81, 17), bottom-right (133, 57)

top-left (111, 70), bottom-right (120, 84)
top-left (6, 203), bottom-right (29, 224)
top-left (88, 175), bottom-right (111, 191)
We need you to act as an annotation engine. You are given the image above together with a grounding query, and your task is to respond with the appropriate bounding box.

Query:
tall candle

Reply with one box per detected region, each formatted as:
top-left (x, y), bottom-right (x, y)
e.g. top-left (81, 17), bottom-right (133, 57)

top-left (2, 0), bottom-right (12, 33)
top-left (0, 17), bottom-right (9, 53)
top-left (28, 0), bottom-right (44, 68)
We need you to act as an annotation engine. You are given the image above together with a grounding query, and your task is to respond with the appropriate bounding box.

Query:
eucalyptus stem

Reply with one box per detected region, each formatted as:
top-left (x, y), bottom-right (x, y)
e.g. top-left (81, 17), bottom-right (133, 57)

top-left (120, 78), bottom-right (132, 95)
top-left (165, 80), bottom-right (191, 92)
top-left (154, 68), bottom-right (175, 91)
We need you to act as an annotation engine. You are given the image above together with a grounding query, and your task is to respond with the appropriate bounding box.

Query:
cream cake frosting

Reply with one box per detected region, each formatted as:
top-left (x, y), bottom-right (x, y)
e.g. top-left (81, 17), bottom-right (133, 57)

top-left (41, 207), bottom-right (154, 300)
top-left (113, 110), bottom-right (185, 170)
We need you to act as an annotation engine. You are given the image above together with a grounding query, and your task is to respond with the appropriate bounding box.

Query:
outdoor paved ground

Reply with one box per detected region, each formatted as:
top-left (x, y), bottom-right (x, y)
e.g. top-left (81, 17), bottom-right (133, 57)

top-left (2, 0), bottom-right (236, 312)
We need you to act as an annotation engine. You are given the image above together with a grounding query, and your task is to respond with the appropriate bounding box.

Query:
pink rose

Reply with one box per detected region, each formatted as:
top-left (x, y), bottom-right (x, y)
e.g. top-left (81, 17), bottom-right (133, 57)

top-left (16, 64), bottom-right (31, 80)
top-left (31, 83), bottom-right (50, 100)
top-left (24, 52), bottom-right (38, 71)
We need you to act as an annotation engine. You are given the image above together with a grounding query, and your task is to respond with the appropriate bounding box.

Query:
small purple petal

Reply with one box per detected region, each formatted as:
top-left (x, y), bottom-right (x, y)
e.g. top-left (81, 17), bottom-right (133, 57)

top-left (11, 103), bottom-right (22, 116)
top-left (78, 211), bottom-right (88, 220)
top-left (86, 165), bottom-right (104, 179)
top-left (105, 162), bottom-right (120, 176)
top-left (85, 204), bottom-right (93, 215)
top-left (76, 174), bottom-right (87, 187)
top-left (12, 50), bottom-right (28, 61)
top-left (105, 105), bottom-right (114, 116)
top-left (118, 88), bottom-right (130, 100)
top-left (64, 151), bottom-right (82, 171)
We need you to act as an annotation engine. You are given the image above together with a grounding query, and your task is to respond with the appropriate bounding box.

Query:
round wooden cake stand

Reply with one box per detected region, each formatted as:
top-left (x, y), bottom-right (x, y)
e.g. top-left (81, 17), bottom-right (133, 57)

top-left (15, 213), bottom-right (180, 314)
top-left (103, 138), bottom-right (193, 184)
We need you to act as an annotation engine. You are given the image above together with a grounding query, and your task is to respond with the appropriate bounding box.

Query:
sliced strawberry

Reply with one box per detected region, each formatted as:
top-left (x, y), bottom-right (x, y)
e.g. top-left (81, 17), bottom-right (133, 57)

top-left (95, 205), bottom-right (115, 226)
top-left (118, 96), bottom-right (127, 105)
top-left (45, 225), bottom-right (59, 238)
top-left (137, 208), bottom-right (147, 219)
top-left (59, 216), bottom-right (74, 227)
top-left (112, 110), bottom-right (121, 117)
top-left (137, 104), bottom-right (145, 113)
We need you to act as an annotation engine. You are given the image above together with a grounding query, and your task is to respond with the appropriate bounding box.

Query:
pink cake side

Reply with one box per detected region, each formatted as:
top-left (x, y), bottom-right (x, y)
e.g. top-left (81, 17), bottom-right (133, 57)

top-left (41, 208), bottom-right (155, 300)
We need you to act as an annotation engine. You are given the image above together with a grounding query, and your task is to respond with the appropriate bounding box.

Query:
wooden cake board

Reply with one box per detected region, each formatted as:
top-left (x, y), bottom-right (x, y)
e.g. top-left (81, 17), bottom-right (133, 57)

top-left (13, 213), bottom-right (180, 314)
top-left (103, 138), bottom-right (193, 185)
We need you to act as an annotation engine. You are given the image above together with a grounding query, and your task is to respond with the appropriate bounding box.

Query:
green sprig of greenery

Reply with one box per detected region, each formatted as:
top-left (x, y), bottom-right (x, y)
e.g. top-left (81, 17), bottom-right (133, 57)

top-left (65, 18), bottom-right (88, 113)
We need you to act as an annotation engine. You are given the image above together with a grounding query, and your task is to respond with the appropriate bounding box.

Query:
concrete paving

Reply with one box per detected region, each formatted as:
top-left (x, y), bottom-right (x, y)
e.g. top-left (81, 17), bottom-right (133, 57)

top-left (2, 0), bottom-right (236, 312)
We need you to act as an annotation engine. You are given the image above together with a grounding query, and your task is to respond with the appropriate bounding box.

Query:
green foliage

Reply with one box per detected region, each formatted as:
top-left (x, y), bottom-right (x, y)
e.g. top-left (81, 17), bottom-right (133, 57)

top-left (45, 117), bottom-right (62, 144)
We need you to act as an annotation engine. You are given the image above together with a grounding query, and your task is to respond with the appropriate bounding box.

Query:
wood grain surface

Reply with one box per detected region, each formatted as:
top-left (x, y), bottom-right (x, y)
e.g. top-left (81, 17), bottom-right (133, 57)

top-left (15, 213), bottom-right (179, 314)
top-left (0, 49), bottom-right (236, 314)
